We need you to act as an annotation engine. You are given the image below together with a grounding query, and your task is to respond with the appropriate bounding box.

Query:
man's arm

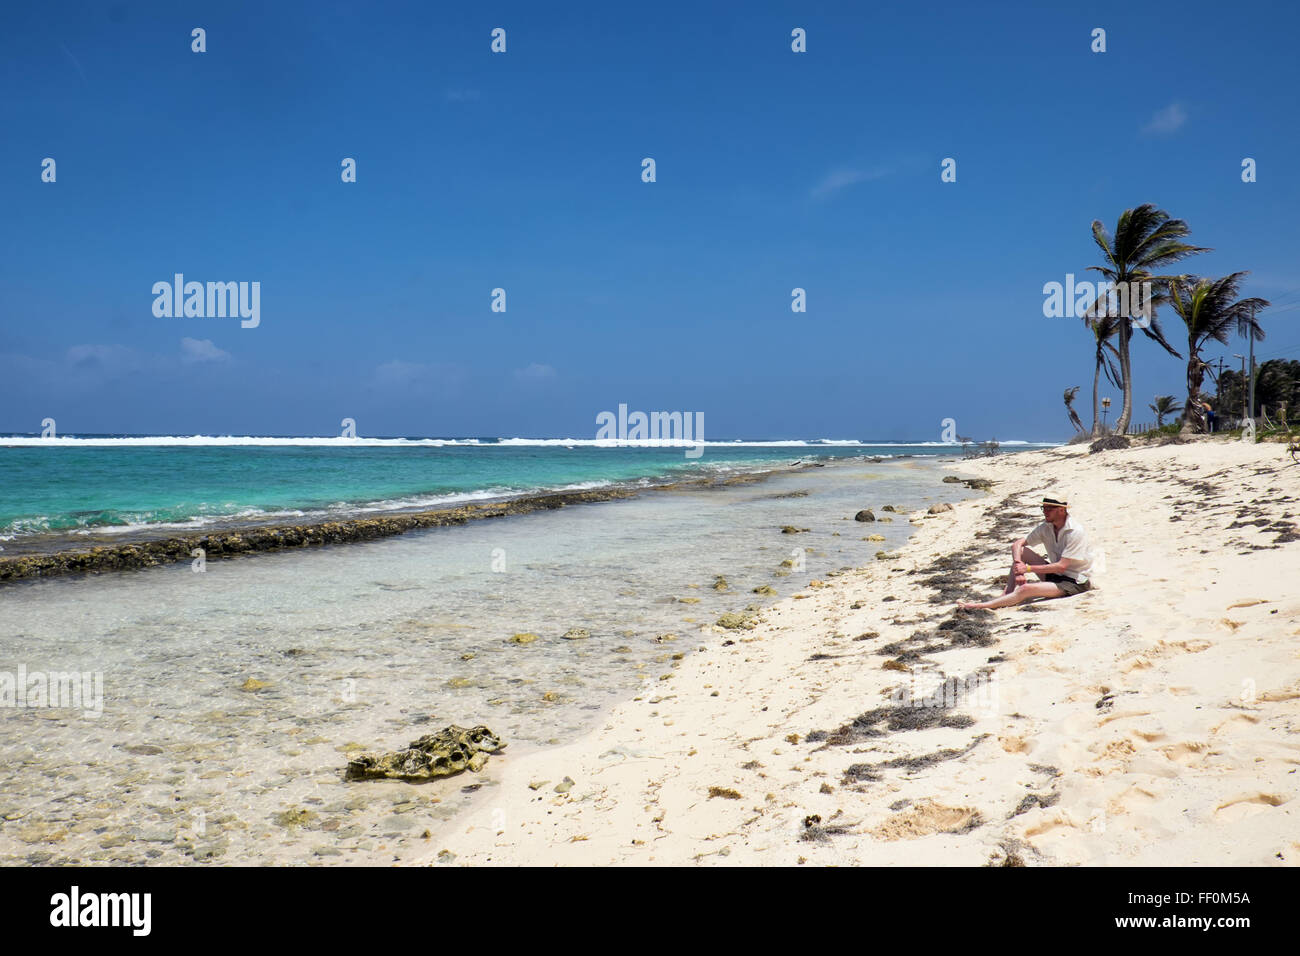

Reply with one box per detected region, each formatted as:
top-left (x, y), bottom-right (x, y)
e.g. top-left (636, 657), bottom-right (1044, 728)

top-left (1024, 556), bottom-right (1079, 576)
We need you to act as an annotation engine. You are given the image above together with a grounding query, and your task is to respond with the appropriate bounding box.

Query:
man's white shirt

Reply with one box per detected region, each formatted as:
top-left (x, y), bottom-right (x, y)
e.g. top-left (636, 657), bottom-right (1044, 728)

top-left (1024, 515), bottom-right (1093, 583)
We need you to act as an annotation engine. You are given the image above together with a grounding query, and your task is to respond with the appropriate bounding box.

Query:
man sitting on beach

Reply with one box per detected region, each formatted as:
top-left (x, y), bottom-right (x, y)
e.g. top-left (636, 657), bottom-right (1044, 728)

top-left (959, 496), bottom-right (1093, 610)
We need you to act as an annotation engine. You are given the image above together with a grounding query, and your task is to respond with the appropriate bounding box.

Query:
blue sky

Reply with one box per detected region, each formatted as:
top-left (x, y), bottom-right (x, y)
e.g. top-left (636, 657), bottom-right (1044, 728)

top-left (3, 0), bottom-right (1299, 440)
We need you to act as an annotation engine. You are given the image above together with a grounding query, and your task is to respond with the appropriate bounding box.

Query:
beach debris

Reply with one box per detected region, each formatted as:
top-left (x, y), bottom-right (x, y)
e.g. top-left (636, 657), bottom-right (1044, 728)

top-left (785, 733), bottom-right (800, 744)
top-left (436, 849), bottom-right (457, 864)
top-left (819, 783), bottom-right (834, 794)
top-left (1089, 435), bottom-right (1131, 454)
top-left (882, 659), bottom-right (911, 672)
top-left (554, 776), bottom-right (575, 794)
top-left (928, 503), bottom-right (954, 514)
top-left (708, 786), bottom-right (743, 800)
top-left (509, 632), bottom-right (540, 645)
top-left (344, 725), bottom-right (504, 782)
top-left (781, 525), bottom-right (811, 534)
top-left (460, 652), bottom-right (475, 661)
top-left (528, 779), bottom-right (549, 790)
top-left (854, 509), bottom-right (876, 522)
top-left (561, 627), bottom-right (590, 640)
top-left (239, 678), bottom-right (271, 692)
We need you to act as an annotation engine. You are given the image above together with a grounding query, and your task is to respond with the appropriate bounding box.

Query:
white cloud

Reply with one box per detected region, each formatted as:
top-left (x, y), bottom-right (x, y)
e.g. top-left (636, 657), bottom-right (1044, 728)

top-left (810, 167), bottom-right (890, 200)
top-left (514, 363), bottom-right (556, 383)
top-left (180, 337), bottom-right (230, 364)
top-left (1142, 103), bottom-right (1187, 135)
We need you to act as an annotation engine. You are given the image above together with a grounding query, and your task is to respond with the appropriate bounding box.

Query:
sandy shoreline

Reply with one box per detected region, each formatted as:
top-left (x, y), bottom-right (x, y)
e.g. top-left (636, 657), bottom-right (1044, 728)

top-left (419, 439), bottom-right (1300, 866)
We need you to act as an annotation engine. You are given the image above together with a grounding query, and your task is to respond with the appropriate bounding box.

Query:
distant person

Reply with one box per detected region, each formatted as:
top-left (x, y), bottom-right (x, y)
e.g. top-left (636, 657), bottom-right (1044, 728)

top-left (1204, 401), bottom-right (1216, 433)
top-left (959, 497), bottom-right (1093, 610)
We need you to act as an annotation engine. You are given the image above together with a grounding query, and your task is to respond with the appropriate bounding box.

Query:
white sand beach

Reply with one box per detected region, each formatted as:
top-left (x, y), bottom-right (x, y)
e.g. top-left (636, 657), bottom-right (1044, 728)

top-left (422, 439), bottom-right (1300, 866)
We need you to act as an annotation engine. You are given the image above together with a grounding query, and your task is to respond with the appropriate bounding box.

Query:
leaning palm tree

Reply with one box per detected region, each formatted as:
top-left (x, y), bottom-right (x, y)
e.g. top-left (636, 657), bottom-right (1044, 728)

top-left (1148, 395), bottom-right (1181, 427)
top-left (1063, 386), bottom-right (1085, 434)
top-left (1088, 205), bottom-right (1205, 433)
top-left (1085, 315), bottom-right (1123, 436)
top-left (1164, 273), bottom-right (1269, 433)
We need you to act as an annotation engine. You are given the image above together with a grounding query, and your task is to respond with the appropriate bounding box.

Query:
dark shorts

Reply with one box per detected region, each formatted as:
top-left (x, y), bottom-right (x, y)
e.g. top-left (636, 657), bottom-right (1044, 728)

top-left (1044, 573), bottom-right (1090, 596)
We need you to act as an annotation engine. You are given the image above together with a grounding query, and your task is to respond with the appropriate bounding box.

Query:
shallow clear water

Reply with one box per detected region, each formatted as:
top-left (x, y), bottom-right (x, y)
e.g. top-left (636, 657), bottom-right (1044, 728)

top-left (0, 455), bottom-right (972, 865)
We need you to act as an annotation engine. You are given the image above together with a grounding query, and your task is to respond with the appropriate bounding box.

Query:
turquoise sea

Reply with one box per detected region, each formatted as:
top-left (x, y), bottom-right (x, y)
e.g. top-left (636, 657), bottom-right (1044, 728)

top-left (0, 436), bottom-right (1043, 548)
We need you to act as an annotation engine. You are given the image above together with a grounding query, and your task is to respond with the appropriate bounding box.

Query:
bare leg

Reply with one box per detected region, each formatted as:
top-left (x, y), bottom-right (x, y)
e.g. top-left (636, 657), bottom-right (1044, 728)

top-left (1004, 547), bottom-right (1047, 594)
top-left (962, 581), bottom-right (1064, 610)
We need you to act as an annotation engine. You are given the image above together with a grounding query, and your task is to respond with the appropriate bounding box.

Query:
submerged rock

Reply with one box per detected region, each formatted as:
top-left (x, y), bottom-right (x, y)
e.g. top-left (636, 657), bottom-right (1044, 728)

top-left (713, 575), bottom-right (729, 591)
top-left (854, 510), bottom-right (876, 522)
top-left (509, 632), bottom-right (540, 645)
top-left (752, 584), bottom-right (777, 596)
top-left (344, 725), bottom-right (504, 782)
top-left (780, 526), bottom-right (810, 534)
top-left (561, 627), bottom-right (590, 641)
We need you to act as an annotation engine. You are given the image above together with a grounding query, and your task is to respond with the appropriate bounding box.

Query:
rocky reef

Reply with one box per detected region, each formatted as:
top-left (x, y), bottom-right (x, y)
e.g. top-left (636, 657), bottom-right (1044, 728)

top-left (344, 725), bottom-right (504, 782)
top-left (0, 487), bottom-right (637, 584)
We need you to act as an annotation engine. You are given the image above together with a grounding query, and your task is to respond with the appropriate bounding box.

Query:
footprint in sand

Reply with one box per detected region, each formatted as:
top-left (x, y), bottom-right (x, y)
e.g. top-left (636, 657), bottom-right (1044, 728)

top-left (1157, 741), bottom-right (1213, 766)
top-left (1214, 792), bottom-right (1289, 822)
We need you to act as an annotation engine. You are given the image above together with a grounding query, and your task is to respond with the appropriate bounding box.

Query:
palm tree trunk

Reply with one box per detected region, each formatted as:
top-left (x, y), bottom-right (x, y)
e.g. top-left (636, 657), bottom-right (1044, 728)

top-left (1115, 321), bottom-right (1133, 434)
top-left (1091, 358), bottom-right (1102, 436)
top-left (1183, 355), bottom-right (1205, 435)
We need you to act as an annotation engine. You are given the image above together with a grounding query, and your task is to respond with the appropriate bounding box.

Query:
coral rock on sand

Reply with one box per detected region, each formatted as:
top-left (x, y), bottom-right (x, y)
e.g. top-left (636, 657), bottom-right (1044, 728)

top-left (345, 725), bottom-right (503, 781)
top-left (854, 509), bottom-right (876, 522)
top-left (928, 503), bottom-right (954, 514)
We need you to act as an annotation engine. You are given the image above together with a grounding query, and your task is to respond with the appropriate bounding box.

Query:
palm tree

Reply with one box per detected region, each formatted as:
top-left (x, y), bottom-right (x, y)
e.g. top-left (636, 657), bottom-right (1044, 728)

top-left (1085, 315), bottom-right (1123, 436)
top-left (1088, 205), bottom-right (1205, 433)
top-left (1063, 386), bottom-right (1085, 434)
top-left (1148, 395), bottom-right (1181, 427)
top-left (1164, 273), bottom-right (1269, 433)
